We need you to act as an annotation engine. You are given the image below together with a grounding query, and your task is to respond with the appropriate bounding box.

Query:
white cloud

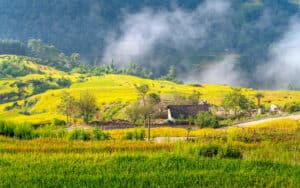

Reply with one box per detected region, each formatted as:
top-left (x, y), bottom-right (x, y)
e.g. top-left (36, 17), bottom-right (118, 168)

top-left (258, 17), bottom-right (300, 88)
top-left (183, 55), bottom-right (245, 86)
top-left (101, 0), bottom-right (231, 67)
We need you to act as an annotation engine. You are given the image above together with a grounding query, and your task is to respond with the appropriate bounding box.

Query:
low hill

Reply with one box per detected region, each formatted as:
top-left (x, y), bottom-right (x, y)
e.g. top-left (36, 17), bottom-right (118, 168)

top-left (1, 58), bottom-right (300, 124)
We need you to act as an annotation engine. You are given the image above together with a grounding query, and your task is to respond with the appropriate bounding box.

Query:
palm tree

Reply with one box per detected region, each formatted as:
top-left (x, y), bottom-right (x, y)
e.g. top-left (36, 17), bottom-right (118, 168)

top-left (255, 93), bottom-right (264, 107)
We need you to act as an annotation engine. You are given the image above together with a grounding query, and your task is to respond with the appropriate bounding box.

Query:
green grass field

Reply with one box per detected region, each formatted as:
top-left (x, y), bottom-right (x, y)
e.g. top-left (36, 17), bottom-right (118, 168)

top-left (0, 119), bottom-right (299, 187)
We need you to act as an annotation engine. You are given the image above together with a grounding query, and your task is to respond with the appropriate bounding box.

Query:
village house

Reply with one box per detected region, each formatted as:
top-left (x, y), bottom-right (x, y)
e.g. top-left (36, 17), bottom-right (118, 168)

top-left (167, 103), bottom-right (210, 123)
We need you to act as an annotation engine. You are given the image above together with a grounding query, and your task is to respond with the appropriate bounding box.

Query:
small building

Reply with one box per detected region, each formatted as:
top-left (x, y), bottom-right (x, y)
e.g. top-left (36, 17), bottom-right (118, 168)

top-left (270, 104), bottom-right (279, 112)
top-left (167, 104), bottom-right (210, 122)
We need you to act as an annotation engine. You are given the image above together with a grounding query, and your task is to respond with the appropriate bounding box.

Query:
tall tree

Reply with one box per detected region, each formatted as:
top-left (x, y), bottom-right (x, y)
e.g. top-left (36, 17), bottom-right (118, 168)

top-left (57, 92), bottom-right (78, 125)
top-left (78, 91), bottom-right (98, 124)
top-left (126, 92), bottom-right (161, 141)
top-left (222, 88), bottom-right (252, 117)
top-left (255, 92), bottom-right (264, 107)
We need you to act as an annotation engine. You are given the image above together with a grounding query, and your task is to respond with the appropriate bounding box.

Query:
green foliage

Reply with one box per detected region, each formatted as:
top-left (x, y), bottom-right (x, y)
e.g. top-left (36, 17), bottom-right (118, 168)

top-left (28, 39), bottom-right (81, 71)
top-left (135, 84), bottom-right (150, 98)
top-left (0, 120), bottom-right (15, 137)
top-left (0, 120), bottom-right (35, 139)
top-left (198, 145), bottom-right (243, 159)
top-left (68, 128), bottom-right (110, 141)
top-left (222, 88), bottom-right (254, 116)
top-left (169, 91), bottom-right (202, 105)
top-left (159, 66), bottom-right (181, 83)
top-left (13, 123), bottom-right (35, 140)
top-left (195, 112), bottom-right (219, 128)
top-left (52, 118), bottom-right (66, 126)
top-left (78, 91), bottom-right (98, 124)
top-left (68, 128), bottom-right (90, 141)
top-left (199, 145), bottom-right (221, 158)
top-left (57, 92), bottom-right (78, 124)
top-left (188, 90), bottom-right (201, 105)
top-left (121, 63), bottom-right (153, 78)
top-left (126, 92), bottom-right (161, 124)
top-left (221, 147), bottom-right (243, 159)
top-left (124, 128), bottom-right (145, 140)
top-left (91, 128), bottom-right (110, 141)
top-left (0, 57), bottom-right (37, 78)
top-left (284, 102), bottom-right (300, 113)
top-left (34, 125), bottom-right (62, 138)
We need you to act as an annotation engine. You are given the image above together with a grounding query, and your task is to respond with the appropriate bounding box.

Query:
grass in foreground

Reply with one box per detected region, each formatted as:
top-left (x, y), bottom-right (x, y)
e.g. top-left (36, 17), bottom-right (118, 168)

top-left (0, 118), bottom-right (299, 187)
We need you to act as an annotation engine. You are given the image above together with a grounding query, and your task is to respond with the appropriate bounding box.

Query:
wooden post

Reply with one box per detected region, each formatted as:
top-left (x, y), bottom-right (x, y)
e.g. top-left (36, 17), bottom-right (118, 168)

top-left (148, 115), bottom-right (151, 141)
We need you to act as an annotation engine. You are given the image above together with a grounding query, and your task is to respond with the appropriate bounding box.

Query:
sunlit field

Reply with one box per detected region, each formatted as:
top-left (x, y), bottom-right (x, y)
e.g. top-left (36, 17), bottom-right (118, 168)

top-left (2, 55), bottom-right (300, 124)
top-left (0, 119), bottom-right (299, 187)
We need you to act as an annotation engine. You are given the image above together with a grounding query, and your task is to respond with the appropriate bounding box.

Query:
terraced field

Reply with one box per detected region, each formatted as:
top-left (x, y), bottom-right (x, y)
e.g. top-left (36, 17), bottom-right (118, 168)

top-left (1, 55), bottom-right (300, 124)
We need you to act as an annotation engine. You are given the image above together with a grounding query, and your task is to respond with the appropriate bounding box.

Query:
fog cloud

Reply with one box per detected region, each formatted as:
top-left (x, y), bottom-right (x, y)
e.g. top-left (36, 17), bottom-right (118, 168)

top-left (258, 17), bottom-right (300, 89)
top-left (182, 55), bottom-right (246, 86)
top-left (102, 0), bottom-right (231, 67)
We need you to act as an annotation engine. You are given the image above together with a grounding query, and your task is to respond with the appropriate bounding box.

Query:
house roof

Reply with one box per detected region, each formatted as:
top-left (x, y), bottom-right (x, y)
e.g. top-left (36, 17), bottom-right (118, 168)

top-left (167, 104), bottom-right (210, 119)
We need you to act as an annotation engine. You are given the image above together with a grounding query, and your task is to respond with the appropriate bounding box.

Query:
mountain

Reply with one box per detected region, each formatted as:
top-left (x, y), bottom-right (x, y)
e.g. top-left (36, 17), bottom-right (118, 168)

top-left (0, 0), bottom-right (300, 88)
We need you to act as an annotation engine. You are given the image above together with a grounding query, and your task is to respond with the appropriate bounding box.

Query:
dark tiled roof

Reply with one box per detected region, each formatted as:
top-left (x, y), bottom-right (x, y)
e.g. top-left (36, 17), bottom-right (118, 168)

top-left (167, 104), bottom-right (210, 119)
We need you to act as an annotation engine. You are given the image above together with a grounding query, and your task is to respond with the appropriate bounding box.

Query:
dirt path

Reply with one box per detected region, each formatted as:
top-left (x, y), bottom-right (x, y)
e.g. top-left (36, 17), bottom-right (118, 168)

top-left (229, 114), bottom-right (300, 128)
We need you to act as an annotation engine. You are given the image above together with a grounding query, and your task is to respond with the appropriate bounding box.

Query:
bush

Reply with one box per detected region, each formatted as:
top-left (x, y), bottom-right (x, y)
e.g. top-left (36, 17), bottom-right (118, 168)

top-left (0, 121), bottom-right (15, 137)
top-left (198, 145), bottom-right (243, 159)
top-left (34, 125), bottom-right (67, 138)
top-left (91, 128), bottom-right (110, 141)
top-left (284, 102), bottom-right (300, 113)
top-left (14, 123), bottom-right (35, 139)
top-left (52, 118), bottom-right (66, 126)
top-left (199, 145), bottom-right (221, 158)
top-left (195, 112), bottom-right (219, 128)
top-left (221, 147), bottom-right (243, 159)
top-left (68, 128), bottom-right (90, 141)
top-left (124, 128), bottom-right (145, 140)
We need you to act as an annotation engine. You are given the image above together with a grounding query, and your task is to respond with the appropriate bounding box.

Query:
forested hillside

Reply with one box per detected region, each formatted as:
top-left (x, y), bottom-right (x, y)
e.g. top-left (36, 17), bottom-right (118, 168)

top-left (0, 0), bottom-right (300, 87)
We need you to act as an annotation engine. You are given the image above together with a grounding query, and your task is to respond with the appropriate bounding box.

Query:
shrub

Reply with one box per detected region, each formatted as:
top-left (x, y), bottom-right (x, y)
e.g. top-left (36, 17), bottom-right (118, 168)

top-left (198, 145), bottom-right (243, 159)
top-left (68, 128), bottom-right (90, 141)
top-left (91, 128), bottom-right (110, 141)
top-left (52, 118), bottom-right (66, 126)
top-left (195, 112), bottom-right (219, 128)
top-left (284, 102), bottom-right (300, 113)
top-left (198, 145), bottom-right (221, 158)
top-left (14, 123), bottom-right (35, 139)
top-left (124, 128), bottom-right (145, 140)
top-left (221, 147), bottom-right (243, 159)
top-left (0, 121), bottom-right (15, 137)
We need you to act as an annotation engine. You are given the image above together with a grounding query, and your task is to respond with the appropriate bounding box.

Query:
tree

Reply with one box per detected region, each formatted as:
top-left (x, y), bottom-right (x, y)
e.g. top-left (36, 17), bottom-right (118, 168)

top-left (222, 88), bottom-right (252, 117)
top-left (126, 91), bottom-right (161, 141)
top-left (255, 92), bottom-right (264, 107)
top-left (135, 84), bottom-right (149, 106)
top-left (146, 93), bottom-right (161, 141)
top-left (57, 92), bottom-right (78, 125)
top-left (195, 112), bottom-right (219, 128)
top-left (159, 66), bottom-right (180, 83)
top-left (188, 90), bottom-right (201, 105)
top-left (169, 91), bottom-right (201, 105)
top-left (78, 91), bottom-right (98, 124)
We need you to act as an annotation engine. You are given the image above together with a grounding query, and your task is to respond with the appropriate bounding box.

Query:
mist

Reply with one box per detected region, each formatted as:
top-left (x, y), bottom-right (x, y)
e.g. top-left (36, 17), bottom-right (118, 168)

top-left (182, 55), bottom-right (246, 86)
top-left (258, 17), bottom-right (300, 89)
top-left (102, 0), bottom-right (231, 68)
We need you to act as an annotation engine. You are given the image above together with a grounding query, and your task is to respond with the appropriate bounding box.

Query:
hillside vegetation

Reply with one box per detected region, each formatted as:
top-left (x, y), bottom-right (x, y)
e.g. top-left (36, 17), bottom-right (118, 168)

top-left (1, 55), bottom-right (300, 124)
top-left (0, 1), bottom-right (300, 83)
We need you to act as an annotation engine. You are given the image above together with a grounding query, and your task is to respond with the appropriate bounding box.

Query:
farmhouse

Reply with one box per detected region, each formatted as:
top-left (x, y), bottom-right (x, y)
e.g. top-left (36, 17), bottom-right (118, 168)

top-left (167, 103), bottom-right (210, 122)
